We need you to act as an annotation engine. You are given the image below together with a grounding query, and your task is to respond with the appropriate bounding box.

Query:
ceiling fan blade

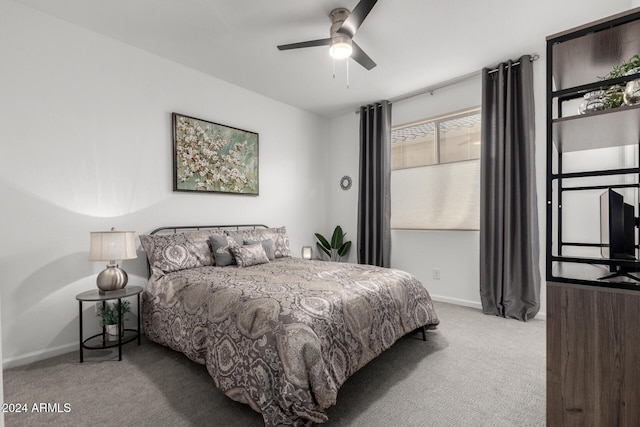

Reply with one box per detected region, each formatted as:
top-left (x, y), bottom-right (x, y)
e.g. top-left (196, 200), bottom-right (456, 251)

top-left (277, 38), bottom-right (331, 51)
top-left (351, 41), bottom-right (376, 70)
top-left (338, 0), bottom-right (378, 38)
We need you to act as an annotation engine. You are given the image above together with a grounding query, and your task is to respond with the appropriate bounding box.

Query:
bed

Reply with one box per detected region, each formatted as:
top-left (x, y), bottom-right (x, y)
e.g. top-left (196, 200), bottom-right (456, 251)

top-left (140, 225), bottom-right (439, 426)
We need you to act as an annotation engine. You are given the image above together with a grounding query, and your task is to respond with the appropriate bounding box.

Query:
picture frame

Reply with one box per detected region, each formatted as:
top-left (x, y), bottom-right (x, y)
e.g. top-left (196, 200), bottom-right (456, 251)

top-left (172, 113), bottom-right (259, 195)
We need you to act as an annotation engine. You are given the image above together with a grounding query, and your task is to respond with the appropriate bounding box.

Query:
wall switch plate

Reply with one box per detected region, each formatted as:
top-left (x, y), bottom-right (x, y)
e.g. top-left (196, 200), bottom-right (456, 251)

top-left (433, 268), bottom-right (441, 280)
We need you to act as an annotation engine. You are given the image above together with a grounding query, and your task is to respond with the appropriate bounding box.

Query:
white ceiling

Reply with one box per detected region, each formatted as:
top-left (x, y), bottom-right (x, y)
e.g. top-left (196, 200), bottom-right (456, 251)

top-left (14, 0), bottom-right (632, 118)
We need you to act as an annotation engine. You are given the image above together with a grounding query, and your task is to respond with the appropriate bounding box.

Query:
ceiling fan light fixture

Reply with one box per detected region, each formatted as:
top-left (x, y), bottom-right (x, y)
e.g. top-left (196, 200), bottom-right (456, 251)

top-left (329, 8), bottom-right (353, 60)
top-left (276, 2), bottom-right (378, 70)
top-left (330, 41), bottom-right (353, 59)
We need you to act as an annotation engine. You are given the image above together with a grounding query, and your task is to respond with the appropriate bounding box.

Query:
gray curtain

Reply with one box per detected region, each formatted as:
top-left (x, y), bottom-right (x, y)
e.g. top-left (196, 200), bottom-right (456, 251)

top-left (358, 101), bottom-right (392, 267)
top-left (480, 55), bottom-right (541, 321)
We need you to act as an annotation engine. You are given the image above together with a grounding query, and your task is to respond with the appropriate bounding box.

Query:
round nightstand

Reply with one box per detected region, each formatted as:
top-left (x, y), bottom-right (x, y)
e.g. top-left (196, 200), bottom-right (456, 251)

top-left (76, 286), bottom-right (142, 363)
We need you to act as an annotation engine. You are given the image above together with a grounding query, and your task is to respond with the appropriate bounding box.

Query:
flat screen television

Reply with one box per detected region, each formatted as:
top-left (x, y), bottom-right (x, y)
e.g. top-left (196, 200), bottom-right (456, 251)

top-left (600, 188), bottom-right (638, 280)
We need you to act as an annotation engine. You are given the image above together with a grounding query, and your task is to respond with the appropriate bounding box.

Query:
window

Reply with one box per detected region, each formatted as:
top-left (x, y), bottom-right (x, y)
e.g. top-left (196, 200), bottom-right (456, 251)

top-left (391, 108), bottom-right (481, 230)
top-left (392, 108), bottom-right (481, 170)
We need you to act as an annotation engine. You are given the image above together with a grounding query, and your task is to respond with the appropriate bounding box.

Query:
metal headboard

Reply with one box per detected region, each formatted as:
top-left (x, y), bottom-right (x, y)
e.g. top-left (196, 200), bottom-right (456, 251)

top-left (145, 224), bottom-right (268, 277)
top-left (149, 224), bottom-right (268, 236)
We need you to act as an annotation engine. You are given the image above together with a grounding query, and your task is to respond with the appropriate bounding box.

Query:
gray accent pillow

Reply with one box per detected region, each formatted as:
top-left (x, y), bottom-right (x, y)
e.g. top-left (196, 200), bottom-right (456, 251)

top-left (209, 233), bottom-right (242, 266)
top-left (230, 243), bottom-right (270, 267)
top-left (140, 231), bottom-right (214, 274)
top-left (232, 227), bottom-right (291, 258)
top-left (246, 239), bottom-right (275, 261)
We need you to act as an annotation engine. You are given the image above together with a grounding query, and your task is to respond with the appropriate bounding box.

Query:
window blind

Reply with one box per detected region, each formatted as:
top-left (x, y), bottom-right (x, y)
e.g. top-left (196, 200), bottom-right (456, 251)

top-left (391, 159), bottom-right (480, 230)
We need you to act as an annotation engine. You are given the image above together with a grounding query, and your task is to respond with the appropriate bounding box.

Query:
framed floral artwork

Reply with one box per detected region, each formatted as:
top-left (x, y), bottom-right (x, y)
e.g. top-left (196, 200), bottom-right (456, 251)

top-left (172, 113), bottom-right (259, 195)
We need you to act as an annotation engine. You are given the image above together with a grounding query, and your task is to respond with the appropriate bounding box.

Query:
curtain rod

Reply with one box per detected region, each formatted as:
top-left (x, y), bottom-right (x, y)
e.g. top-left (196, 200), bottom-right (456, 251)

top-left (357, 54), bottom-right (539, 113)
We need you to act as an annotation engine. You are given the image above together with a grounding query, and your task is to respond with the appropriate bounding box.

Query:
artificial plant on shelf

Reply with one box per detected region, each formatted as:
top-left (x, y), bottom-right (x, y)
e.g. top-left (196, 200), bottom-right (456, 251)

top-left (96, 300), bottom-right (131, 326)
top-left (600, 54), bottom-right (640, 109)
top-left (315, 225), bottom-right (352, 262)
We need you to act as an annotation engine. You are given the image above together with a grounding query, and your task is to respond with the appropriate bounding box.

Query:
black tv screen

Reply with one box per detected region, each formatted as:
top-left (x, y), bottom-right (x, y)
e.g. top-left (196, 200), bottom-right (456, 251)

top-left (600, 188), bottom-right (636, 261)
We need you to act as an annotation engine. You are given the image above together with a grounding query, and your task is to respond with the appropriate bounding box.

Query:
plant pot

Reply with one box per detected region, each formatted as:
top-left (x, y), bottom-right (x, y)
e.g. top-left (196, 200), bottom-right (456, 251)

top-left (623, 67), bottom-right (640, 106)
top-left (578, 90), bottom-right (605, 114)
top-left (106, 324), bottom-right (120, 341)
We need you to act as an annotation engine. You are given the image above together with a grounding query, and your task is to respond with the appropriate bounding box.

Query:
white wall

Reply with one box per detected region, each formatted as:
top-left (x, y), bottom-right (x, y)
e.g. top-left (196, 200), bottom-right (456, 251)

top-left (326, 112), bottom-right (360, 263)
top-left (0, 2), bottom-right (329, 367)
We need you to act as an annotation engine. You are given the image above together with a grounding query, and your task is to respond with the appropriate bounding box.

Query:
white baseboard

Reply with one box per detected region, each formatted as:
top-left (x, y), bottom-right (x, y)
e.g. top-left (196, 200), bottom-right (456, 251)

top-left (430, 294), bottom-right (547, 320)
top-left (430, 294), bottom-right (483, 310)
top-left (3, 342), bottom-right (77, 369)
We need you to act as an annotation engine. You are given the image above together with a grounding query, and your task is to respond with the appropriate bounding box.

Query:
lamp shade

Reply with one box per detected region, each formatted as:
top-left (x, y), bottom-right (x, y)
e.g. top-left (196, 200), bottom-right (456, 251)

top-left (89, 230), bottom-right (137, 262)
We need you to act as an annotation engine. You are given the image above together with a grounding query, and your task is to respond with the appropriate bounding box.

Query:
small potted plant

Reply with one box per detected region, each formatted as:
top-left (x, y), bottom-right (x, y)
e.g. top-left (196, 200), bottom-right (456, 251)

top-left (97, 300), bottom-right (131, 341)
top-left (600, 55), bottom-right (640, 109)
top-left (315, 225), bottom-right (352, 262)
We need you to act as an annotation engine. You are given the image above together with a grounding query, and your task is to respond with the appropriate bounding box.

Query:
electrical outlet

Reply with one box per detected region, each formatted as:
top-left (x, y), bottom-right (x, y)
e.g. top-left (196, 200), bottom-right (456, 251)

top-left (433, 268), bottom-right (441, 280)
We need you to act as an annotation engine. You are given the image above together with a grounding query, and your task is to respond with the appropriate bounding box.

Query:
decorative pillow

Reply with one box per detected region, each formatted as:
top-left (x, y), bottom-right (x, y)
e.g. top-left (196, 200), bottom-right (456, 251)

top-left (230, 243), bottom-right (270, 267)
top-left (209, 233), bottom-right (243, 266)
top-left (139, 230), bottom-right (214, 274)
top-left (231, 227), bottom-right (291, 258)
top-left (245, 239), bottom-right (275, 261)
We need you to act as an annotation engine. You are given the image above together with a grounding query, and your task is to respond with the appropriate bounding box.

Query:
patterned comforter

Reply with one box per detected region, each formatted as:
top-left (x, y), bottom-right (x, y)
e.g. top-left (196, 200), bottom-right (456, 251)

top-left (142, 257), bottom-right (439, 426)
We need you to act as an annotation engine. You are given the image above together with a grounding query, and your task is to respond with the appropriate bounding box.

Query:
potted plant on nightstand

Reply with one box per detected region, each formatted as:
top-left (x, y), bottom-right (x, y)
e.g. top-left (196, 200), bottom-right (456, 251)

top-left (97, 300), bottom-right (131, 341)
top-left (315, 225), bottom-right (352, 261)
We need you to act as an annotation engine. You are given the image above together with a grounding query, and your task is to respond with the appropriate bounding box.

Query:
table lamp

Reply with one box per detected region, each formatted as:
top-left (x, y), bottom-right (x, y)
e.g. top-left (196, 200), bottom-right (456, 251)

top-left (89, 228), bottom-right (137, 294)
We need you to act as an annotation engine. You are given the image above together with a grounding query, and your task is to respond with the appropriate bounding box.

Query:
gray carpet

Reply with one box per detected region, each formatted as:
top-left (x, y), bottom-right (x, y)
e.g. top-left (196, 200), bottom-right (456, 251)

top-left (3, 302), bottom-right (545, 426)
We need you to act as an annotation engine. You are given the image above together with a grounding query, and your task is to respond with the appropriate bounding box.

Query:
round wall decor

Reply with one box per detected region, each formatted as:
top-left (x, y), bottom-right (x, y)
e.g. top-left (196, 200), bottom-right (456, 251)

top-left (340, 175), bottom-right (352, 191)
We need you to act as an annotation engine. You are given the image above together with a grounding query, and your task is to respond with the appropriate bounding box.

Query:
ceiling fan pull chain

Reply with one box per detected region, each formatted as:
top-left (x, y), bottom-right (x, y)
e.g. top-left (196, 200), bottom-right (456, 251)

top-left (333, 56), bottom-right (336, 80)
top-left (347, 58), bottom-right (350, 89)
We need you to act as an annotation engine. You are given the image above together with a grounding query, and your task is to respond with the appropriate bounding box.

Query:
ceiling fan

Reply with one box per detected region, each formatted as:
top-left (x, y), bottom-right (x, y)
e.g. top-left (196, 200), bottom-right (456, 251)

top-left (276, 0), bottom-right (378, 70)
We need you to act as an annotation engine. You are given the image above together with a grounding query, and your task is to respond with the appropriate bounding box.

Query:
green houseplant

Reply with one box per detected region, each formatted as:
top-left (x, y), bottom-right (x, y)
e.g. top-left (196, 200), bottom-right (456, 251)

top-left (97, 300), bottom-right (131, 341)
top-left (601, 54), bottom-right (640, 80)
top-left (600, 55), bottom-right (640, 109)
top-left (315, 225), bottom-right (352, 261)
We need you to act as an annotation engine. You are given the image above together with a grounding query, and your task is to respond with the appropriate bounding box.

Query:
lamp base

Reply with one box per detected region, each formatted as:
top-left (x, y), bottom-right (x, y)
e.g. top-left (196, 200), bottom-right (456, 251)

top-left (97, 264), bottom-right (128, 294)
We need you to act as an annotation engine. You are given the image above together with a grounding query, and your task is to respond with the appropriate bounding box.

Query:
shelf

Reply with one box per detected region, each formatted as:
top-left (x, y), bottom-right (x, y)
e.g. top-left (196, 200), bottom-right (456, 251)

top-left (550, 260), bottom-right (640, 290)
top-left (82, 329), bottom-right (138, 350)
top-left (551, 255), bottom-right (640, 268)
top-left (550, 12), bottom-right (640, 91)
top-left (551, 167), bottom-right (640, 181)
top-left (552, 103), bottom-right (640, 152)
top-left (553, 74), bottom-right (640, 100)
top-left (76, 286), bottom-right (143, 302)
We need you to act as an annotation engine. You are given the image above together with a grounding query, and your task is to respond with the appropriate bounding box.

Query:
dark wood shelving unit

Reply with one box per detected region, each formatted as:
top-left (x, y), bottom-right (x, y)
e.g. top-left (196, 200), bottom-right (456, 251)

top-left (547, 7), bottom-right (640, 290)
top-left (546, 7), bottom-right (640, 426)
